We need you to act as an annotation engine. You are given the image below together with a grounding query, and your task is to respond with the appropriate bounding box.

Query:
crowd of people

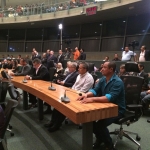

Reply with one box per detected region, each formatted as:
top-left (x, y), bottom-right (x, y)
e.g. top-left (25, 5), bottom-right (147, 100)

top-left (0, 45), bottom-right (150, 150)
top-left (0, 0), bottom-right (94, 18)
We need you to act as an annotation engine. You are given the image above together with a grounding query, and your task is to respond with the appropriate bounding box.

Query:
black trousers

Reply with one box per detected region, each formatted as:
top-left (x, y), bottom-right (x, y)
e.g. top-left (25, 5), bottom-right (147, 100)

top-left (51, 109), bottom-right (66, 126)
top-left (28, 93), bottom-right (37, 105)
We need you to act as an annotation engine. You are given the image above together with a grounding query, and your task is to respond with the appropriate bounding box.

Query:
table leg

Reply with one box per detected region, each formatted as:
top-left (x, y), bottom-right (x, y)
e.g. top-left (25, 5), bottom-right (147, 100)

top-left (23, 91), bottom-right (28, 110)
top-left (38, 99), bottom-right (43, 120)
top-left (82, 122), bottom-right (93, 150)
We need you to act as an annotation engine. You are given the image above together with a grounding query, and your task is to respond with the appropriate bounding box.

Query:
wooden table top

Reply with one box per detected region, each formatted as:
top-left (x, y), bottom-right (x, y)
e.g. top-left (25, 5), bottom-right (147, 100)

top-left (11, 76), bottom-right (118, 124)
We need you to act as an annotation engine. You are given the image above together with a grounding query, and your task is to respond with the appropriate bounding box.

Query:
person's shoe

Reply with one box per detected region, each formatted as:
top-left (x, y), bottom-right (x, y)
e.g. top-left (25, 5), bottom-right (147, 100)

top-left (93, 139), bottom-right (103, 149)
top-left (44, 109), bottom-right (52, 114)
top-left (44, 122), bottom-right (54, 128)
top-left (147, 119), bottom-right (150, 123)
top-left (48, 124), bottom-right (60, 132)
top-left (105, 143), bottom-right (115, 150)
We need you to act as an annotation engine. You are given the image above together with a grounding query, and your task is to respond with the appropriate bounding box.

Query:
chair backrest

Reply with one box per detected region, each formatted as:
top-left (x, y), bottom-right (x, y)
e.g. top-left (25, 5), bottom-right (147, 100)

top-left (88, 63), bottom-right (94, 73)
top-left (125, 62), bottom-right (140, 73)
top-left (0, 81), bottom-right (9, 104)
top-left (0, 99), bottom-right (18, 139)
top-left (120, 75), bottom-right (143, 105)
top-left (7, 83), bottom-right (20, 102)
top-left (49, 67), bottom-right (56, 81)
top-left (91, 73), bottom-right (98, 88)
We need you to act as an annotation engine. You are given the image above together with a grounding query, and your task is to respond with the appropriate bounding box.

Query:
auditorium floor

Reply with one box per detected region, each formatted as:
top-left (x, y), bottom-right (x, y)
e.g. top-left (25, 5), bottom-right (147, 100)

top-left (5, 95), bottom-right (150, 150)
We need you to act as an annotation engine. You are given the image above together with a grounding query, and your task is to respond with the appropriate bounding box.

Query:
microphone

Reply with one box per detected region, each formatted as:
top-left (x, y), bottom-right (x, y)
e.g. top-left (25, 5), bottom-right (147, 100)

top-left (22, 77), bottom-right (28, 83)
top-left (61, 89), bottom-right (82, 103)
top-left (48, 81), bottom-right (56, 91)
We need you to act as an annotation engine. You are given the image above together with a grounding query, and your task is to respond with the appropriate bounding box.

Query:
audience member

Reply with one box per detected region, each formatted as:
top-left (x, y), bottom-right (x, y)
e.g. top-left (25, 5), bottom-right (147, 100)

top-left (117, 64), bottom-right (129, 77)
top-left (57, 62), bottom-right (79, 87)
top-left (139, 45), bottom-right (146, 62)
top-left (73, 47), bottom-right (80, 60)
top-left (142, 45), bottom-right (150, 61)
top-left (112, 54), bottom-right (121, 61)
top-left (122, 46), bottom-right (136, 61)
top-left (103, 56), bottom-right (109, 61)
top-left (77, 61), bottom-right (126, 150)
top-left (10, 58), bottom-right (31, 76)
top-left (47, 50), bottom-right (57, 69)
top-left (45, 62), bottom-right (94, 132)
top-left (64, 47), bottom-right (71, 59)
top-left (79, 48), bottom-right (86, 60)
top-left (63, 61), bottom-right (71, 75)
top-left (25, 58), bottom-right (50, 108)
top-left (137, 63), bottom-right (149, 90)
top-left (57, 50), bottom-right (65, 67)
top-left (41, 53), bottom-right (47, 67)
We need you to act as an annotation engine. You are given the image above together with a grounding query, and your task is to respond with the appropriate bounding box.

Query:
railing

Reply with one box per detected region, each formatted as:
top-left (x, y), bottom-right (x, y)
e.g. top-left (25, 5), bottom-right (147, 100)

top-left (0, 0), bottom-right (120, 18)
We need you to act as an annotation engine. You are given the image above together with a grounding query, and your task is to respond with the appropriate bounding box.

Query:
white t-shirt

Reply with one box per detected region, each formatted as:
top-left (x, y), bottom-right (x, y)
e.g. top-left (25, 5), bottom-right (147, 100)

top-left (122, 50), bottom-right (136, 61)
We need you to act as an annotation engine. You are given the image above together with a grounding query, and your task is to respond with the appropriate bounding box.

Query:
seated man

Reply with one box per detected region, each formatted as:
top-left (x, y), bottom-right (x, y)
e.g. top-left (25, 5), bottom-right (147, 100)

top-left (77, 62), bottom-right (126, 150)
top-left (141, 90), bottom-right (150, 110)
top-left (44, 62), bottom-right (79, 114)
top-left (10, 58), bottom-right (31, 76)
top-left (137, 63), bottom-right (149, 90)
top-left (45, 62), bottom-right (94, 132)
top-left (25, 58), bottom-right (50, 108)
top-left (57, 62), bottom-right (79, 87)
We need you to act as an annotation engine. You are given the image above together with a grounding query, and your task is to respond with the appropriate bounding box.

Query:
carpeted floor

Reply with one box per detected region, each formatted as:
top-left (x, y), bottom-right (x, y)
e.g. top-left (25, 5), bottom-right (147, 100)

top-left (5, 93), bottom-right (150, 150)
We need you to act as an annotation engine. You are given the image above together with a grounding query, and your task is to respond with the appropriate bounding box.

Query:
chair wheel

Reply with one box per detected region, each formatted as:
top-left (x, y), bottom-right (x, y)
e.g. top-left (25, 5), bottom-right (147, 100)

top-left (10, 133), bottom-right (14, 136)
top-left (136, 136), bottom-right (141, 141)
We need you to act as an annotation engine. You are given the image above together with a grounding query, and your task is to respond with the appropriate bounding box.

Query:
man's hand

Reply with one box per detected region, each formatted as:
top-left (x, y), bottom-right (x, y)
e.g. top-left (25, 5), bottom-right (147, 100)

top-left (25, 75), bottom-right (30, 80)
top-left (77, 94), bottom-right (87, 101)
top-left (147, 90), bottom-right (150, 94)
top-left (10, 72), bottom-right (14, 76)
top-left (80, 98), bottom-right (94, 104)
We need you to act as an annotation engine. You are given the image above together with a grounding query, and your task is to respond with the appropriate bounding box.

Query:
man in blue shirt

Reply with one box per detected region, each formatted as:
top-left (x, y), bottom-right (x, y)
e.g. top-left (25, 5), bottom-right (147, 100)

top-left (77, 61), bottom-right (126, 150)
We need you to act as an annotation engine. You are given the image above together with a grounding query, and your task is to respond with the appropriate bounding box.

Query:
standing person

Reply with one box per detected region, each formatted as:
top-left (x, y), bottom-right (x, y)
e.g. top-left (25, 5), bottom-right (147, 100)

top-left (64, 47), bottom-right (71, 60)
top-left (57, 50), bottom-right (65, 67)
top-left (47, 50), bottom-right (57, 69)
top-left (25, 58), bottom-right (50, 108)
top-left (142, 45), bottom-right (150, 61)
top-left (122, 46), bottom-right (137, 61)
top-left (41, 53), bottom-right (47, 67)
top-left (77, 62), bottom-right (126, 150)
top-left (73, 47), bottom-right (80, 60)
top-left (103, 56), bottom-right (109, 61)
top-left (139, 45), bottom-right (146, 62)
top-left (79, 48), bottom-right (86, 60)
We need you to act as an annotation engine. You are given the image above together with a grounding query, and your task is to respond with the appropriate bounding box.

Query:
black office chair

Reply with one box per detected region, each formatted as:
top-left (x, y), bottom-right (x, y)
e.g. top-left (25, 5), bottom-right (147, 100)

top-left (0, 99), bottom-right (18, 150)
top-left (110, 75), bottom-right (143, 150)
top-left (7, 83), bottom-right (21, 103)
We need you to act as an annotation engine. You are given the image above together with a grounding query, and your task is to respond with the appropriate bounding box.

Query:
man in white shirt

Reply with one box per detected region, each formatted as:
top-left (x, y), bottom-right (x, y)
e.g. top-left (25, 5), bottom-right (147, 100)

top-left (139, 45), bottom-right (146, 62)
top-left (45, 62), bottom-right (94, 132)
top-left (122, 46), bottom-right (136, 61)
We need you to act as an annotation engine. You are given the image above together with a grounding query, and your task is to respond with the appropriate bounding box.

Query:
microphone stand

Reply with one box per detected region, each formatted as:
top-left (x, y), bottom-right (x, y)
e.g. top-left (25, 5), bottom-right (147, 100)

top-left (61, 89), bottom-right (82, 103)
top-left (22, 77), bottom-right (28, 83)
top-left (48, 81), bottom-right (56, 91)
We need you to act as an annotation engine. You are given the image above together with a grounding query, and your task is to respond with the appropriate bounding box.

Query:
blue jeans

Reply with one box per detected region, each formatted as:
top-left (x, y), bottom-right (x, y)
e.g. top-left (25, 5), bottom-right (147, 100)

top-left (141, 91), bottom-right (150, 103)
top-left (93, 113), bottom-right (123, 145)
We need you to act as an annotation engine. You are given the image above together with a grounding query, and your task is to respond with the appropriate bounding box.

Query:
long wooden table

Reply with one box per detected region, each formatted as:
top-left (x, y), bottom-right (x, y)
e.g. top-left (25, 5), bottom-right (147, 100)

top-left (11, 76), bottom-right (118, 150)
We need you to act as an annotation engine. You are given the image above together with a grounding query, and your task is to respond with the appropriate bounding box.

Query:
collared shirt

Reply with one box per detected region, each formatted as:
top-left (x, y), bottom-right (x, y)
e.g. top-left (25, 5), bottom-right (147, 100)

top-left (89, 74), bottom-right (126, 114)
top-left (72, 72), bottom-right (94, 93)
top-left (122, 50), bottom-right (136, 61)
top-left (36, 64), bottom-right (41, 74)
top-left (139, 51), bottom-right (145, 62)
